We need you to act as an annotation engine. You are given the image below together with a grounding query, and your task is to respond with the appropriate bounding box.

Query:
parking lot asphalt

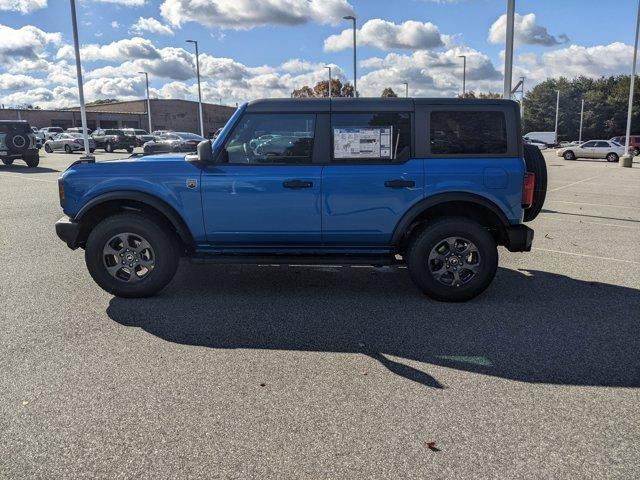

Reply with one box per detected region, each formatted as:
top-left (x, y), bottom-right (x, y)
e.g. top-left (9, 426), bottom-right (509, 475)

top-left (1, 148), bottom-right (639, 479)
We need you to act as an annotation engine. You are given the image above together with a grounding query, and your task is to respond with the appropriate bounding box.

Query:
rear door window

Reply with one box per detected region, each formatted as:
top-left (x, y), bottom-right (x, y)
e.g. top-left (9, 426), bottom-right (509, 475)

top-left (430, 111), bottom-right (507, 155)
top-left (330, 112), bottom-right (411, 163)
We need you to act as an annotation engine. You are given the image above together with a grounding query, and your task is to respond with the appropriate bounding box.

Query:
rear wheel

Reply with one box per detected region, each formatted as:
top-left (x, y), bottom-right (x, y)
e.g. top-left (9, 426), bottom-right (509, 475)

top-left (606, 152), bottom-right (619, 162)
top-left (24, 153), bottom-right (39, 168)
top-left (105, 143), bottom-right (113, 153)
top-left (1, 159), bottom-right (14, 166)
top-left (563, 150), bottom-right (575, 160)
top-left (126, 147), bottom-right (134, 154)
top-left (64, 144), bottom-right (72, 154)
top-left (85, 213), bottom-right (180, 298)
top-left (406, 218), bottom-right (498, 302)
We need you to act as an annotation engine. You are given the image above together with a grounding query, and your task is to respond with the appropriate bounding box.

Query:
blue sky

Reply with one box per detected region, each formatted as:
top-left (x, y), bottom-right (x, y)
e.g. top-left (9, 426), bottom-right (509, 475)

top-left (1, 0), bottom-right (639, 108)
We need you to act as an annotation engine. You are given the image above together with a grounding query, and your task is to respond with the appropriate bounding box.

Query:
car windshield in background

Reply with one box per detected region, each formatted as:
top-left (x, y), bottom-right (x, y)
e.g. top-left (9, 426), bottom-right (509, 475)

top-left (176, 133), bottom-right (204, 140)
top-left (133, 130), bottom-right (148, 135)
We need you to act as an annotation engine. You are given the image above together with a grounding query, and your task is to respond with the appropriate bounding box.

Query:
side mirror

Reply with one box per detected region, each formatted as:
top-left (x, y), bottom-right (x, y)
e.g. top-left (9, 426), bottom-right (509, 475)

top-left (197, 139), bottom-right (214, 163)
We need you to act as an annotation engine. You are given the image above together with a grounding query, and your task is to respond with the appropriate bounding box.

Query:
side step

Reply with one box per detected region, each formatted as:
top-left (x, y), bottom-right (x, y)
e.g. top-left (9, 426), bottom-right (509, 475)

top-left (189, 253), bottom-right (399, 266)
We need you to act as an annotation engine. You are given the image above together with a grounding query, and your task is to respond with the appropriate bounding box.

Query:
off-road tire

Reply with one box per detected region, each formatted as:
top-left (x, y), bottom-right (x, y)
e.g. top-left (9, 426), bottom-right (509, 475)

top-left (24, 153), bottom-right (39, 168)
top-left (5, 132), bottom-right (29, 154)
top-left (85, 212), bottom-right (179, 298)
top-left (522, 143), bottom-right (547, 222)
top-left (406, 217), bottom-right (498, 302)
top-left (1, 159), bottom-right (14, 166)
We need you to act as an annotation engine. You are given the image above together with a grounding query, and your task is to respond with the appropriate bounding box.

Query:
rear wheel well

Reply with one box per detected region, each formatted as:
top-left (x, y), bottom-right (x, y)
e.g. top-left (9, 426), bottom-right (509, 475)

top-left (397, 201), bottom-right (507, 254)
top-left (76, 199), bottom-right (192, 254)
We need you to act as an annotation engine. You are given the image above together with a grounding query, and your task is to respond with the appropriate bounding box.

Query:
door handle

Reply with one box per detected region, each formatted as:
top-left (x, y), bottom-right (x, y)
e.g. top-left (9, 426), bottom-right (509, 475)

top-left (384, 179), bottom-right (415, 188)
top-left (283, 180), bottom-right (313, 189)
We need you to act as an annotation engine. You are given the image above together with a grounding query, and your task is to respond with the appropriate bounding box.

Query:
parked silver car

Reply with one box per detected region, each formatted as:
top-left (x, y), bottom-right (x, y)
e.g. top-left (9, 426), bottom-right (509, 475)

top-left (44, 133), bottom-right (96, 154)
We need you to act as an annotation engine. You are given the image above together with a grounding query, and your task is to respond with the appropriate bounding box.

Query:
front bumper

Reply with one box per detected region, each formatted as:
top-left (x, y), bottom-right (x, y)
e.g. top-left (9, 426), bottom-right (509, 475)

top-left (504, 225), bottom-right (534, 252)
top-left (55, 216), bottom-right (81, 249)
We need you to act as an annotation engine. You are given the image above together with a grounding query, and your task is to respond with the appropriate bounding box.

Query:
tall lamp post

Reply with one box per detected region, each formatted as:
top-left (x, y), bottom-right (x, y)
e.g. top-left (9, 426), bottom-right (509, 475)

top-left (621, 0), bottom-right (640, 168)
top-left (343, 15), bottom-right (357, 97)
top-left (579, 98), bottom-right (585, 144)
top-left (554, 89), bottom-right (560, 144)
top-left (458, 55), bottom-right (466, 96)
top-left (402, 82), bottom-right (409, 98)
top-left (186, 39), bottom-right (204, 137)
top-left (69, 0), bottom-right (92, 159)
top-left (503, 0), bottom-right (516, 99)
top-left (138, 71), bottom-right (152, 133)
top-left (325, 66), bottom-right (332, 98)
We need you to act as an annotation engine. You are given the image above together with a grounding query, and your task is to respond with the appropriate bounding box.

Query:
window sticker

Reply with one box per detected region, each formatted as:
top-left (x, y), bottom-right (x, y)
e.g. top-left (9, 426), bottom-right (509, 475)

top-left (333, 126), bottom-right (393, 159)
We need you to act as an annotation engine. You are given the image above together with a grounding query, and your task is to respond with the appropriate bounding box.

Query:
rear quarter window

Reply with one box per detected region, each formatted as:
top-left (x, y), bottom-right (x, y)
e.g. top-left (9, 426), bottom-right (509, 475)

top-left (430, 110), bottom-right (507, 155)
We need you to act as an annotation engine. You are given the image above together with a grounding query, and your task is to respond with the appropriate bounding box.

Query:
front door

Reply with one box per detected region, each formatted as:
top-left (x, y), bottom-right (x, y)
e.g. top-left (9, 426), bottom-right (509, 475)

top-left (321, 111), bottom-right (424, 246)
top-left (201, 112), bottom-right (322, 245)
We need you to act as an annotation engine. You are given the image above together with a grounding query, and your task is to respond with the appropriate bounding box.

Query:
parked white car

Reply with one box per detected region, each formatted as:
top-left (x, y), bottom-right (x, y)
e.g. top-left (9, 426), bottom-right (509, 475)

top-left (528, 139), bottom-right (548, 150)
top-left (556, 140), bottom-right (625, 162)
top-left (44, 133), bottom-right (96, 153)
top-left (524, 131), bottom-right (556, 145)
top-left (38, 126), bottom-right (64, 142)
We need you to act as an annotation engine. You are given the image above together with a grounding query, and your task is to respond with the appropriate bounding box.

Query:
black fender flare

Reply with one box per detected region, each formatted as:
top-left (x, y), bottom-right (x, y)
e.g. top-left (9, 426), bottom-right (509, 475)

top-left (75, 190), bottom-right (195, 248)
top-left (390, 192), bottom-right (511, 246)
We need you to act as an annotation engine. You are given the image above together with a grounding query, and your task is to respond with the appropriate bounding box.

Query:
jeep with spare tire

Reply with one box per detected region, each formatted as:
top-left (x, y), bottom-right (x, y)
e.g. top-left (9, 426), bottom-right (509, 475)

top-left (0, 120), bottom-right (40, 168)
top-left (55, 98), bottom-right (546, 302)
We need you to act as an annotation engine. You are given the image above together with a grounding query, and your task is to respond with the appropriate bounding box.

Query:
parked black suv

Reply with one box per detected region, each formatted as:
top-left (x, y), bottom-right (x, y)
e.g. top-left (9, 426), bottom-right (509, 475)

top-left (0, 120), bottom-right (40, 167)
top-left (91, 128), bottom-right (136, 153)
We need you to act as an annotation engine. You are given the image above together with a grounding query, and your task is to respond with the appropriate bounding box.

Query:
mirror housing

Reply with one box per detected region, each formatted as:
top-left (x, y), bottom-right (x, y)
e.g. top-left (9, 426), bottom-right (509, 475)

top-left (189, 139), bottom-right (214, 163)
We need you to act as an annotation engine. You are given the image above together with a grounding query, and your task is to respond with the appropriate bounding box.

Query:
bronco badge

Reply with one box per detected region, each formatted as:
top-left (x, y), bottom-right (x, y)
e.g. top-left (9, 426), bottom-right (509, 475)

top-left (186, 179), bottom-right (197, 189)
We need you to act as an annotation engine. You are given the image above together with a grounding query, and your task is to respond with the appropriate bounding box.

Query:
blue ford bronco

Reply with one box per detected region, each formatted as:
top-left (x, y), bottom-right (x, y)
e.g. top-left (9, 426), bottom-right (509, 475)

top-left (55, 98), bottom-right (546, 302)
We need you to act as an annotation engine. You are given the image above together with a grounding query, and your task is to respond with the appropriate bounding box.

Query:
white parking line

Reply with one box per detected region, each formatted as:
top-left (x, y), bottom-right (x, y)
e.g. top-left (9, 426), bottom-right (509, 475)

top-left (548, 175), bottom-right (601, 192)
top-left (533, 247), bottom-right (640, 265)
top-left (546, 199), bottom-right (638, 210)
top-left (539, 216), bottom-right (640, 230)
top-left (0, 172), bottom-right (56, 183)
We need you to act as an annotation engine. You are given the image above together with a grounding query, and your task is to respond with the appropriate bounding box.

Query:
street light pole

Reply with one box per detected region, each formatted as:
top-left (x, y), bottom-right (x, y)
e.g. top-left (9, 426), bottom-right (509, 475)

top-left (520, 76), bottom-right (525, 122)
top-left (503, 0), bottom-right (515, 99)
top-left (343, 15), bottom-right (357, 97)
top-left (554, 90), bottom-right (560, 144)
top-left (69, 0), bottom-right (91, 158)
top-left (621, 0), bottom-right (640, 168)
top-left (138, 71), bottom-right (152, 133)
top-left (579, 98), bottom-right (585, 144)
top-left (186, 40), bottom-right (204, 137)
top-left (325, 66), bottom-right (332, 98)
top-left (402, 82), bottom-right (408, 98)
top-left (458, 55), bottom-right (466, 96)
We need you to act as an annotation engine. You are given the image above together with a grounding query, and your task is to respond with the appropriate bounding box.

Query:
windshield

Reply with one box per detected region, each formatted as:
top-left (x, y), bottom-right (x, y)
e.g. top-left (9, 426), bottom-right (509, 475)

top-left (213, 105), bottom-right (246, 152)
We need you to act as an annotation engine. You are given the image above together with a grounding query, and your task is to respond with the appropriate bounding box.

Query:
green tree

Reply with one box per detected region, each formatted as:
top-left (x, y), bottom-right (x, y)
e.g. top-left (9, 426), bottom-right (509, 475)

top-left (291, 80), bottom-right (354, 98)
top-left (381, 87), bottom-right (398, 97)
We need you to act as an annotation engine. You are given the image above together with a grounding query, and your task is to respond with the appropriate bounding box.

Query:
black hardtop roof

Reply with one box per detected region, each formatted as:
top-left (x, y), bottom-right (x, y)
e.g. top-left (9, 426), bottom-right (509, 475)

top-left (246, 97), bottom-right (517, 113)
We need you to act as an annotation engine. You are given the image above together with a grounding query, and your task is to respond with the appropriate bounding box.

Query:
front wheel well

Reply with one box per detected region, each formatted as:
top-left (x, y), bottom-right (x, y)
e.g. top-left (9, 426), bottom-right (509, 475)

top-left (75, 199), bottom-right (193, 254)
top-left (397, 201), bottom-right (507, 253)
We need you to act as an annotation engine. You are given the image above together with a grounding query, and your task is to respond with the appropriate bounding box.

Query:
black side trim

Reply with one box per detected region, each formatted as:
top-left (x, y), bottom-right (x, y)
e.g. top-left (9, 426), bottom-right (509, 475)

top-left (390, 192), bottom-right (511, 246)
top-left (190, 253), bottom-right (398, 266)
top-left (75, 191), bottom-right (195, 248)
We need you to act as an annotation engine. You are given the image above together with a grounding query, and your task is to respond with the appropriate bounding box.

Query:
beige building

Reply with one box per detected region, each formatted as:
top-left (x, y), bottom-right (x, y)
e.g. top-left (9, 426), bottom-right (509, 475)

top-left (0, 99), bottom-right (236, 137)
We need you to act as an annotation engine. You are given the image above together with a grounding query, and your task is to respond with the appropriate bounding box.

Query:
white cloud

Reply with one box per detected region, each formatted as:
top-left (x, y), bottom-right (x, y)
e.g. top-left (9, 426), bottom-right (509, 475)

top-left (0, 0), bottom-right (46, 14)
top-left (2, 85), bottom-right (78, 109)
top-left (0, 73), bottom-right (45, 91)
top-left (0, 24), bottom-right (61, 62)
top-left (515, 42), bottom-right (635, 85)
top-left (111, 21), bottom-right (121, 29)
top-left (324, 19), bottom-right (445, 52)
top-left (160, 0), bottom-right (354, 29)
top-left (57, 37), bottom-right (160, 62)
top-left (95, 0), bottom-right (146, 6)
top-left (84, 76), bottom-right (147, 101)
top-left (488, 13), bottom-right (568, 47)
top-left (130, 17), bottom-right (174, 36)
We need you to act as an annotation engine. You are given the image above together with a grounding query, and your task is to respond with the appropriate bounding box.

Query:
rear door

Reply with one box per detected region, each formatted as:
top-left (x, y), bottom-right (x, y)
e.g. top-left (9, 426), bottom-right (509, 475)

top-left (321, 105), bottom-right (424, 246)
top-left (201, 111), bottom-right (323, 245)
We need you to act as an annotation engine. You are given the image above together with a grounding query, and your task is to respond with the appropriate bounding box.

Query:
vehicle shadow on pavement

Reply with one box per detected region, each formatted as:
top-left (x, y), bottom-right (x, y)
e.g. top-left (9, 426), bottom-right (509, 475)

top-left (106, 265), bottom-right (640, 389)
top-left (0, 164), bottom-right (60, 173)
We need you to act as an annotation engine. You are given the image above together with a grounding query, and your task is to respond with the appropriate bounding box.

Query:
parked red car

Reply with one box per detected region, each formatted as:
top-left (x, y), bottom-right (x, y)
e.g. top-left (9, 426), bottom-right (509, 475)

top-left (610, 135), bottom-right (640, 155)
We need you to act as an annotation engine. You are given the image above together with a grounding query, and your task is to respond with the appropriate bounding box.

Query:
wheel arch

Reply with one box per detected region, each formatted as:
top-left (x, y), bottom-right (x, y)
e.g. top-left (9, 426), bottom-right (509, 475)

top-left (391, 192), bottom-right (511, 253)
top-left (74, 191), bottom-right (195, 253)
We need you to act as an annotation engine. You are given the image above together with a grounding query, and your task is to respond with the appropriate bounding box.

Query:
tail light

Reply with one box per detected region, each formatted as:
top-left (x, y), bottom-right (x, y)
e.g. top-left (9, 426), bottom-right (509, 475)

top-left (522, 172), bottom-right (535, 209)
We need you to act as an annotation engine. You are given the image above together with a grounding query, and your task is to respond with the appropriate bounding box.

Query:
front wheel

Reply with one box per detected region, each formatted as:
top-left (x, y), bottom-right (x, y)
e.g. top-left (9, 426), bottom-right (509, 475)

top-left (2, 159), bottom-right (14, 166)
top-left (563, 151), bottom-right (575, 160)
top-left (44, 144), bottom-right (52, 153)
top-left (126, 147), bottom-right (134, 154)
top-left (85, 213), bottom-right (180, 298)
top-left (406, 218), bottom-right (498, 302)
top-left (105, 143), bottom-right (113, 153)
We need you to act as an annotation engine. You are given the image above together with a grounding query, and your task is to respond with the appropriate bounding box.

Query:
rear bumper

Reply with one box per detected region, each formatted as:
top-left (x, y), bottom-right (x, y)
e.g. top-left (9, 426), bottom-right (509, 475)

top-left (55, 216), bottom-right (81, 249)
top-left (504, 224), bottom-right (534, 252)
